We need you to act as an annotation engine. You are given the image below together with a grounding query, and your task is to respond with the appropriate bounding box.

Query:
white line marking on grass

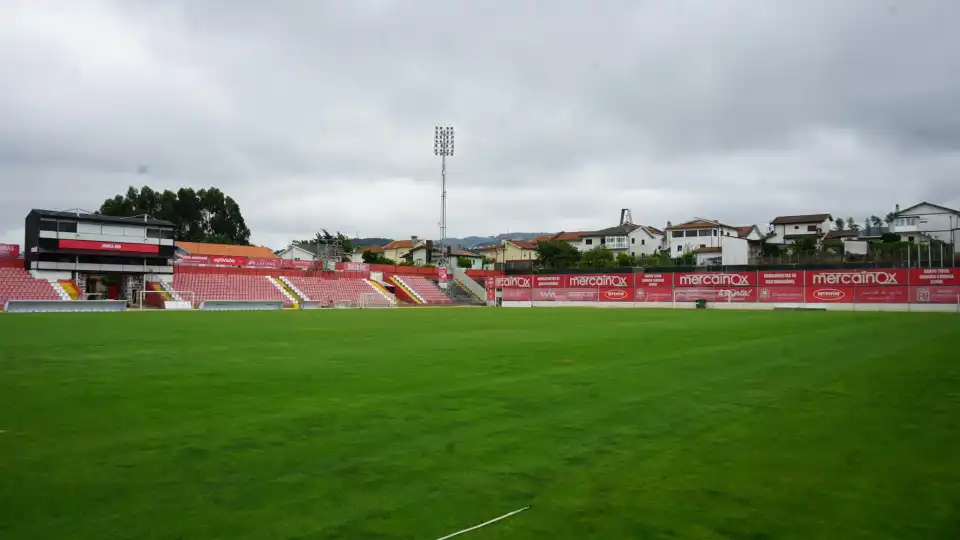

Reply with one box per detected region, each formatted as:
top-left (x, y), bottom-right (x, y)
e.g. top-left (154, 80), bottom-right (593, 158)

top-left (434, 506), bottom-right (531, 540)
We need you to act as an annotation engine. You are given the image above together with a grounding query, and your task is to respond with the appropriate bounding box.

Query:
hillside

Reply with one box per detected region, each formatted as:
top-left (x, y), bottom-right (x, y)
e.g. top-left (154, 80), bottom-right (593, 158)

top-left (353, 232), bottom-right (549, 249)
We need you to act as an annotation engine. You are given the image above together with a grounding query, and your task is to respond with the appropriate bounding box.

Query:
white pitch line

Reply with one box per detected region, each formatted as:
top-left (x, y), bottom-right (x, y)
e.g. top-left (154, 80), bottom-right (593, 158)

top-left (434, 506), bottom-right (531, 540)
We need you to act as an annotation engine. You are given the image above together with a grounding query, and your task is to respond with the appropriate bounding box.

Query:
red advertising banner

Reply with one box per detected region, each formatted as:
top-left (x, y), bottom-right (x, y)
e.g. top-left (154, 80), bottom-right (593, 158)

top-left (805, 269), bottom-right (907, 287)
top-left (635, 287), bottom-right (673, 302)
top-left (674, 287), bottom-right (757, 302)
top-left (674, 271), bottom-right (756, 287)
top-left (0, 243), bottom-right (20, 258)
top-left (502, 288), bottom-right (532, 301)
top-left (533, 275), bottom-right (562, 288)
top-left (758, 286), bottom-right (805, 303)
top-left (282, 259), bottom-right (313, 269)
top-left (534, 289), bottom-right (599, 302)
top-left (208, 255), bottom-right (248, 266)
top-left (909, 268), bottom-right (960, 286)
top-left (561, 274), bottom-right (633, 288)
top-left (59, 239), bottom-right (159, 253)
top-left (493, 275), bottom-right (532, 288)
top-left (758, 271), bottom-right (802, 287)
top-left (437, 267), bottom-right (449, 284)
top-left (337, 262), bottom-right (371, 272)
top-left (854, 286), bottom-right (909, 303)
top-left (805, 286), bottom-right (853, 303)
top-left (247, 257), bottom-right (281, 269)
top-left (177, 254), bottom-right (210, 265)
top-left (637, 273), bottom-right (671, 288)
top-left (909, 285), bottom-right (960, 304)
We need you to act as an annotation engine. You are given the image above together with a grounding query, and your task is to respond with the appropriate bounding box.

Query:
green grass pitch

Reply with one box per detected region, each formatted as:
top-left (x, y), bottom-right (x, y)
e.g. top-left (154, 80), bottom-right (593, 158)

top-left (2, 308), bottom-right (960, 539)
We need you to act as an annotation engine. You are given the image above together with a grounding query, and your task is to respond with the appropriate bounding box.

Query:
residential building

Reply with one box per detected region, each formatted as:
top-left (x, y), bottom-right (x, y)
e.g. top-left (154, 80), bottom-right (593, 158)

top-left (736, 225), bottom-right (764, 260)
top-left (889, 202), bottom-right (960, 250)
top-left (665, 219), bottom-right (741, 255)
top-left (539, 231), bottom-right (588, 250)
top-left (578, 223), bottom-right (639, 254)
top-left (630, 226), bottom-right (664, 257)
top-left (382, 237), bottom-right (426, 263)
top-left (276, 243), bottom-right (319, 262)
top-left (450, 248), bottom-right (484, 269)
top-left (472, 239), bottom-right (537, 263)
top-left (767, 214), bottom-right (833, 245)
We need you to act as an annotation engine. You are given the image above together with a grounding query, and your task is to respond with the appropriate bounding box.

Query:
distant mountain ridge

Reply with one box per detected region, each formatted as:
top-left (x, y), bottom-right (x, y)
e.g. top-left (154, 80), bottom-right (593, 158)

top-left (352, 232), bottom-right (549, 249)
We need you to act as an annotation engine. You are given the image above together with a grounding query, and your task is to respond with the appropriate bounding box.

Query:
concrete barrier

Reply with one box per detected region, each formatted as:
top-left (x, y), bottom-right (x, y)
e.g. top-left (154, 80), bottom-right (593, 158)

top-left (299, 300), bottom-right (326, 310)
top-left (198, 300), bottom-right (285, 311)
top-left (3, 300), bottom-right (127, 313)
top-left (163, 301), bottom-right (193, 310)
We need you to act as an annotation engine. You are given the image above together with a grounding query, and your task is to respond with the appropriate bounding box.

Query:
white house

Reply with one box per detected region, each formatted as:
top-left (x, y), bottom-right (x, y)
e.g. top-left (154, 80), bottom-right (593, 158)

top-left (629, 226), bottom-right (665, 256)
top-left (276, 243), bottom-right (318, 261)
top-left (767, 214), bottom-right (833, 245)
top-left (665, 219), bottom-right (742, 255)
top-left (890, 202), bottom-right (960, 251)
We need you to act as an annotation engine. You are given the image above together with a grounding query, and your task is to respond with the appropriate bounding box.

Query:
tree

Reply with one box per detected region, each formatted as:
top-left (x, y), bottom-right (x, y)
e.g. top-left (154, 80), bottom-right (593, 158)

top-left (870, 215), bottom-right (883, 227)
top-left (616, 252), bottom-right (633, 267)
top-left (835, 217), bottom-right (845, 230)
top-left (791, 237), bottom-right (818, 253)
top-left (456, 256), bottom-right (474, 268)
top-left (296, 230), bottom-right (355, 262)
top-left (361, 250), bottom-right (395, 265)
top-left (846, 217), bottom-right (860, 231)
top-left (99, 186), bottom-right (251, 245)
top-left (581, 246), bottom-right (615, 268)
top-left (535, 240), bottom-right (581, 269)
top-left (884, 212), bottom-right (897, 226)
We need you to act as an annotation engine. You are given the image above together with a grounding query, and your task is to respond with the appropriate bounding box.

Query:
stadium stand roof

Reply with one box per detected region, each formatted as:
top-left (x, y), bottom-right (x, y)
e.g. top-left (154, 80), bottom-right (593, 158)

top-left (29, 209), bottom-right (174, 227)
top-left (176, 241), bottom-right (279, 259)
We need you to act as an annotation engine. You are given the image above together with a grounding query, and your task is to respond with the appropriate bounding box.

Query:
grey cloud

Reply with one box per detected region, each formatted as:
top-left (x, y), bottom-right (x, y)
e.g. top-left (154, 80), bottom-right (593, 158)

top-left (1, 0), bottom-right (959, 251)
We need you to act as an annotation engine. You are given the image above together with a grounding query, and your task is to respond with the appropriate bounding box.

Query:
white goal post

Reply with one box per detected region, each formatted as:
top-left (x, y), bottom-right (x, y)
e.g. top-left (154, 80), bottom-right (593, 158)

top-left (360, 293), bottom-right (394, 309)
top-left (137, 289), bottom-right (196, 310)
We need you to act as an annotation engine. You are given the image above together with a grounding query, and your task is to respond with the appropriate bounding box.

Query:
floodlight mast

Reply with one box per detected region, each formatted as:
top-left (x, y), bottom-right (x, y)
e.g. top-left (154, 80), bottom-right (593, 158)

top-left (434, 126), bottom-right (454, 268)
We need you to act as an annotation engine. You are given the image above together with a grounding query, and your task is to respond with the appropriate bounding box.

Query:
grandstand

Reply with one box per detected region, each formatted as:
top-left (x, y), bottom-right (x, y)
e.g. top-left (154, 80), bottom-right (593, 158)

top-left (173, 273), bottom-right (296, 307)
top-left (0, 266), bottom-right (62, 305)
top-left (391, 274), bottom-right (453, 305)
top-left (281, 276), bottom-right (396, 307)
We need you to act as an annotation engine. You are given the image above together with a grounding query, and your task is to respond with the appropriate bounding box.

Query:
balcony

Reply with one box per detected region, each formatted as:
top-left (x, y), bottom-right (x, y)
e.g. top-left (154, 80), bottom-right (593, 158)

top-left (890, 223), bottom-right (921, 233)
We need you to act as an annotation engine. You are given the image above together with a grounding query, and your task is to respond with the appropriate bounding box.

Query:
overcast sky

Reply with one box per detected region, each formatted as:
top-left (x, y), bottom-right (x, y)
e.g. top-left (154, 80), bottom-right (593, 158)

top-left (2, 0), bottom-right (959, 249)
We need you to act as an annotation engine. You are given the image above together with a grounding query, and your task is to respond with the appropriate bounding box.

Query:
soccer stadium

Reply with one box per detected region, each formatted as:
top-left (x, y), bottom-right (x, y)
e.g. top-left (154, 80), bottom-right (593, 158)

top-left (1, 205), bottom-right (959, 539)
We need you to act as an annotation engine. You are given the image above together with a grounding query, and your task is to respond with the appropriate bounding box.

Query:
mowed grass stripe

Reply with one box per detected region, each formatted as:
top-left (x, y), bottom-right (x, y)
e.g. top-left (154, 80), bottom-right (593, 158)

top-left (1, 310), bottom-right (958, 539)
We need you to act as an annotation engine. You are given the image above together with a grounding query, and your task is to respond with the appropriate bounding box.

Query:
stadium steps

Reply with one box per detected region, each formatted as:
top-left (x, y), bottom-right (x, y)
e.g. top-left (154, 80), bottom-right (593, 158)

top-left (363, 279), bottom-right (398, 305)
top-left (146, 281), bottom-right (172, 301)
top-left (396, 275), bottom-right (454, 305)
top-left (278, 276), bottom-right (308, 304)
top-left (454, 278), bottom-right (485, 302)
top-left (269, 277), bottom-right (300, 308)
top-left (389, 275), bottom-right (424, 304)
top-left (56, 280), bottom-right (80, 300)
top-left (446, 279), bottom-right (485, 306)
top-left (156, 280), bottom-right (183, 301)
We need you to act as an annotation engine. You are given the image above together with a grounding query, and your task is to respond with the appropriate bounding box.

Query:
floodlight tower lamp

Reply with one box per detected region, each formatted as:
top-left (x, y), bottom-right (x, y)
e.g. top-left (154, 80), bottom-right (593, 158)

top-left (433, 126), bottom-right (455, 267)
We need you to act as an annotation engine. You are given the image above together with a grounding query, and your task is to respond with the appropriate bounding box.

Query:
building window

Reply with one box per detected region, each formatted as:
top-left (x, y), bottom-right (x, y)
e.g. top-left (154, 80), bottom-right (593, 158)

top-left (713, 229), bottom-right (718, 236)
top-left (807, 225), bottom-right (817, 232)
top-left (685, 230), bottom-right (697, 237)
top-left (698, 229), bottom-right (711, 236)
top-left (600, 237), bottom-right (606, 244)
top-left (58, 221), bottom-right (78, 233)
top-left (908, 236), bottom-right (915, 243)
top-left (585, 238), bottom-right (593, 245)
top-left (725, 232), bottom-right (731, 236)
top-left (672, 231), bottom-right (683, 238)
top-left (676, 245), bottom-right (682, 252)
top-left (700, 244), bottom-right (706, 248)
top-left (794, 225), bottom-right (800, 230)
top-left (631, 238), bottom-right (635, 244)
top-left (641, 239), bottom-right (645, 245)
